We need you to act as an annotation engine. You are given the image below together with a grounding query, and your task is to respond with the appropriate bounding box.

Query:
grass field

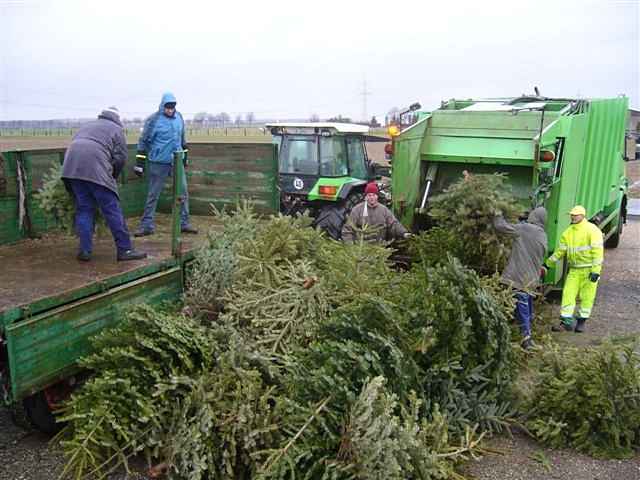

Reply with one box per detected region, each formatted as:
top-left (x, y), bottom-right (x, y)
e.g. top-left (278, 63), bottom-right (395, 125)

top-left (0, 134), bottom-right (272, 152)
top-left (0, 132), bottom-right (388, 165)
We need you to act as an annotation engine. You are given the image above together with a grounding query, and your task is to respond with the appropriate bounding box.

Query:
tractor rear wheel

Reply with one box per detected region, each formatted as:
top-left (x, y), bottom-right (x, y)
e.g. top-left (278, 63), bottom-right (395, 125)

top-left (314, 204), bottom-right (346, 240)
top-left (344, 191), bottom-right (364, 213)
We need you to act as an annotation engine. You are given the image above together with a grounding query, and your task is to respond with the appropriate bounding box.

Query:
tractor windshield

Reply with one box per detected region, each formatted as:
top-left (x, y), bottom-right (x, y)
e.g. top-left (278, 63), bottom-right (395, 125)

top-left (346, 136), bottom-right (368, 179)
top-left (280, 136), bottom-right (318, 175)
top-left (319, 137), bottom-right (348, 177)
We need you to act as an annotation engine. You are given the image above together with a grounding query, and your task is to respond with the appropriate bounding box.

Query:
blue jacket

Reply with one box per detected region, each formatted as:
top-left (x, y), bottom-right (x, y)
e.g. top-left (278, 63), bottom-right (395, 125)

top-left (137, 92), bottom-right (186, 164)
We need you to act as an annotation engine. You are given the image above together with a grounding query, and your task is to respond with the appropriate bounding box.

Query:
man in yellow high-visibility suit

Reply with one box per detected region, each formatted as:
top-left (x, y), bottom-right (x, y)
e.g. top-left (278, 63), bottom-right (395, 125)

top-left (544, 205), bottom-right (604, 333)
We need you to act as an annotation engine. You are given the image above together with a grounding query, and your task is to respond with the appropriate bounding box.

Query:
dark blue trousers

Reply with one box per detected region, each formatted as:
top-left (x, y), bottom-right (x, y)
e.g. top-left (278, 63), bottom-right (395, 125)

top-left (514, 291), bottom-right (534, 338)
top-left (68, 179), bottom-right (132, 254)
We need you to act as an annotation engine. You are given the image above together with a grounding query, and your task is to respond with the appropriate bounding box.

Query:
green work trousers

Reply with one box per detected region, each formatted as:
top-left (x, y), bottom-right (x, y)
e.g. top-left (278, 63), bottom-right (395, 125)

top-left (560, 268), bottom-right (599, 320)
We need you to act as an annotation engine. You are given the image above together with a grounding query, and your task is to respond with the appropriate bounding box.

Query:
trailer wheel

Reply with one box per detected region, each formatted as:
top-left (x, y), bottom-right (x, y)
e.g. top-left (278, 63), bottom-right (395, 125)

top-left (604, 211), bottom-right (623, 249)
top-left (23, 391), bottom-right (63, 434)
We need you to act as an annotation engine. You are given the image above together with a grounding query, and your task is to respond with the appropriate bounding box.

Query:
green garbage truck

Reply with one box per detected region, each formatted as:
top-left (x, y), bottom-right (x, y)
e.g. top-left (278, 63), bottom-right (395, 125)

top-left (388, 95), bottom-right (630, 285)
top-left (0, 142), bottom-right (278, 432)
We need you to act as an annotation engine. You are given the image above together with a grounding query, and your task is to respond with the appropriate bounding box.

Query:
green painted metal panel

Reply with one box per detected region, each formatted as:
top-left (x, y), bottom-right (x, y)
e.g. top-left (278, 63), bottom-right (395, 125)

top-left (391, 117), bottom-right (430, 227)
top-left (422, 136), bottom-right (535, 166)
top-left (6, 267), bottom-right (183, 401)
top-left (307, 177), bottom-right (362, 202)
top-left (429, 110), bottom-right (558, 137)
top-left (157, 143), bottom-right (279, 215)
top-left (0, 146), bottom-right (147, 244)
top-left (0, 142), bottom-right (279, 245)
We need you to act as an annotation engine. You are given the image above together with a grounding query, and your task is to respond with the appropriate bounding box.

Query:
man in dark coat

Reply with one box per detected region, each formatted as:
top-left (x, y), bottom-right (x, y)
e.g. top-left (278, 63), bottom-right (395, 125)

top-left (342, 182), bottom-right (410, 243)
top-left (493, 206), bottom-right (548, 349)
top-left (62, 107), bottom-right (147, 262)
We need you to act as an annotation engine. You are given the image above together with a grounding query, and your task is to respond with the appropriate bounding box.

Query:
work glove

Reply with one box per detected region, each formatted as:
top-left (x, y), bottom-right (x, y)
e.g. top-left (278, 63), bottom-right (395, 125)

top-left (403, 232), bottom-right (413, 239)
top-left (134, 151), bottom-right (147, 177)
top-left (589, 272), bottom-right (600, 283)
top-left (182, 148), bottom-right (189, 168)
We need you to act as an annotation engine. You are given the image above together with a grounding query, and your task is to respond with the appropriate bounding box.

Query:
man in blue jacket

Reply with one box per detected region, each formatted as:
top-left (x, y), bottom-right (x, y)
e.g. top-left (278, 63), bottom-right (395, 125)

top-left (134, 93), bottom-right (197, 236)
top-left (62, 106), bottom-right (147, 262)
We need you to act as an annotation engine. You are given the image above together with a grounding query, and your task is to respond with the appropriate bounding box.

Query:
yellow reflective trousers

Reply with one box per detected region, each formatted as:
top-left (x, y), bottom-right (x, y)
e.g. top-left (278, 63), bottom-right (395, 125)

top-left (560, 268), bottom-right (599, 319)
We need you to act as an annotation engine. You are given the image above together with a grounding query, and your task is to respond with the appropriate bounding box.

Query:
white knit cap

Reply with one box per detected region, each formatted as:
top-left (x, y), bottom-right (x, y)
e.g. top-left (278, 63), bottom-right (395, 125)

top-left (103, 106), bottom-right (120, 116)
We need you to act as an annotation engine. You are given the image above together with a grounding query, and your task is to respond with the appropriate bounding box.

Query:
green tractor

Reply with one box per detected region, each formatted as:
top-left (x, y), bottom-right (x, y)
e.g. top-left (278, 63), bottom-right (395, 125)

top-left (267, 122), bottom-right (386, 239)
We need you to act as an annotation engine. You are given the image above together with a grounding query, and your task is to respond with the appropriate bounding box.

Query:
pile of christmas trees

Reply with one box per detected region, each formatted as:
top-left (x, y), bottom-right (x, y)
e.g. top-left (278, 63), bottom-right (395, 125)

top-left (57, 202), bottom-right (516, 479)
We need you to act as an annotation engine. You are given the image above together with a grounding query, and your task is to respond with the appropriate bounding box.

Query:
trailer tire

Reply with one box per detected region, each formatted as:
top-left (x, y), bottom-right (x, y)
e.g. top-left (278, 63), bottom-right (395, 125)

top-left (604, 211), bottom-right (623, 249)
top-left (23, 391), bottom-right (62, 434)
top-left (314, 205), bottom-right (346, 240)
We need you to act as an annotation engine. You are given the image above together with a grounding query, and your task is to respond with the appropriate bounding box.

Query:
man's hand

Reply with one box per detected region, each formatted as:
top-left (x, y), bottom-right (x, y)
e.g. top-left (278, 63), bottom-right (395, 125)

top-left (540, 266), bottom-right (548, 278)
top-left (589, 272), bottom-right (600, 283)
top-left (134, 151), bottom-right (146, 177)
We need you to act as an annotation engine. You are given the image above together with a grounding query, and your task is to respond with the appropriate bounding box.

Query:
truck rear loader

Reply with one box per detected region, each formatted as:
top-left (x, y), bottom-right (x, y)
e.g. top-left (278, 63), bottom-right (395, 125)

top-left (389, 95), bottom-right (630, 285)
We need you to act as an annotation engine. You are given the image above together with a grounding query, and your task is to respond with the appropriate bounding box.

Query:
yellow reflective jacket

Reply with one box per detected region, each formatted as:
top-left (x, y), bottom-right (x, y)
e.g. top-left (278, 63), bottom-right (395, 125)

top-left (545, 219), bottom-right (604, 274)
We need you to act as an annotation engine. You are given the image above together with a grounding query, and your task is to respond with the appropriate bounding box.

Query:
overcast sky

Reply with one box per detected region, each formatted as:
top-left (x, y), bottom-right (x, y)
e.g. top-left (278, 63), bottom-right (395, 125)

top-left (1, 0), bottom-right (638, 121)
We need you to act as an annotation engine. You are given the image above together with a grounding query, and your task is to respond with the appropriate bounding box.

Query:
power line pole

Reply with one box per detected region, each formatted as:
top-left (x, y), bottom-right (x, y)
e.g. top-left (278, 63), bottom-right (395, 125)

top-left (360, 78), bottom-right (371, 123)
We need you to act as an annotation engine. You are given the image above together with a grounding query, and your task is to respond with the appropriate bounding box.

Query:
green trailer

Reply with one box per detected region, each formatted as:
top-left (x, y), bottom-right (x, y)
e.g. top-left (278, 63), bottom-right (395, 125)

top-left (390, 95), bottom-right (631, 285)
top-left (0, 142), bottom-right (278, 431)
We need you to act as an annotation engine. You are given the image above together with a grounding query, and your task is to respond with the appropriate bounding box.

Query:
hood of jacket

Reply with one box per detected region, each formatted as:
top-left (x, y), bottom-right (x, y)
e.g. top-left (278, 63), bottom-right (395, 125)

top-left (158, 92), bottom-right (177, 111)
top-left (97, 110), bottom-right (123, 127)
top-left (527, 206), bottom-right (547, 228)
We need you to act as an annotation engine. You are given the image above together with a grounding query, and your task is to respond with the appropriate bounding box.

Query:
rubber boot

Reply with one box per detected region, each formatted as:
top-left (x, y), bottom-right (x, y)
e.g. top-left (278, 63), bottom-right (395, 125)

top-left (117, 249), bottom-right (148, 262)
top-left (552, 318), bottom-right (574, 332)
top-left (574, 317), bottom-right (587, 333)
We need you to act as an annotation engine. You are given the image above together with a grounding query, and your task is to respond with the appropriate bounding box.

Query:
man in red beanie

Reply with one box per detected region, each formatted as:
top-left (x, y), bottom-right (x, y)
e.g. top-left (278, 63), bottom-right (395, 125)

top-left (342, 182), bottom-right (411, 243)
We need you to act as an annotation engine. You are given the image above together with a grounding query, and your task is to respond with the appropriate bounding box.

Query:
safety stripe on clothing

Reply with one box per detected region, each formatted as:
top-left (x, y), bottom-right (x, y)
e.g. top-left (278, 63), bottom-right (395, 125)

top-left (560, 305), bottom-right (575, 316)
top-left (571, 263), bottom-right (597, 268)
top-left (570, 245), bottom-right (593, 252)
top-left (558, 244), bottom-right (568, 250)
top-left (578, 307), bottom-right (592, 318)
top-left (591, 242), bottom-right (603, 248)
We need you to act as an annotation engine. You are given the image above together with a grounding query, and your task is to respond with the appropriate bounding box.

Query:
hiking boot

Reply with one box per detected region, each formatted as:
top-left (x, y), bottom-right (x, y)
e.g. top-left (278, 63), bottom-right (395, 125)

top-left (77, 251), bottom-right (91, 262)
top-left (134, 228), bottom-right (154, 237)
top-left (117, 249), bottom-right (148, 262)
top-left (552, 320), bottom-right (574, 332)
top-left (574, 317), bottom-right (587, 333)
top-left (181, 225), bottom-right (198, 234)
top-left (521, 336), bottom-right (534, 350)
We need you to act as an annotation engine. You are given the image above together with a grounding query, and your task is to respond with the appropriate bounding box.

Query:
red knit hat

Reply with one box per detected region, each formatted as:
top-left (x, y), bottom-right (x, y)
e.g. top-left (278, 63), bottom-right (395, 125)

top-left (364, 182), bottom-right (378, 195)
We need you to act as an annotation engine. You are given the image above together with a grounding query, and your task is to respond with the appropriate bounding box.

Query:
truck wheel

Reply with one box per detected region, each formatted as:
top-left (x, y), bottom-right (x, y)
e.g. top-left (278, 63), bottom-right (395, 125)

top-left (23, 391), bottom-right (62, 434)
top-left (604, 211), bottom-right (623, 249)
top-left (314, 205), bottom-right (346, 240)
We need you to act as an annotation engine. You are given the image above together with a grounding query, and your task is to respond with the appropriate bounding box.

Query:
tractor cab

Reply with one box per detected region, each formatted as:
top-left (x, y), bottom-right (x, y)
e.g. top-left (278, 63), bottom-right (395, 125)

top-left (268, 122), bottom-right (375, 208)
top-left (267, 122), bottom-right (381, 238)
